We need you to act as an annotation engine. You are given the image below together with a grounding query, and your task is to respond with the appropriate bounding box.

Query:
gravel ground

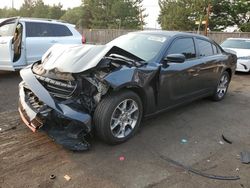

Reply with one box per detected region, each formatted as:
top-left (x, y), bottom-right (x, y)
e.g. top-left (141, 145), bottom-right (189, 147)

top-left (0, 71), bottom-right (250, 188)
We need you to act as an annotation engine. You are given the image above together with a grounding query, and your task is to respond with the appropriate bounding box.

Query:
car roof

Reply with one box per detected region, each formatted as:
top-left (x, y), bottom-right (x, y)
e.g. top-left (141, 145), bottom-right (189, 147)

top-left (1, 17), bottom-right (75, 27)
top-left (20, 17), bottom-right (75, 27)
top-left (131, 30), bottom-right (211, 40)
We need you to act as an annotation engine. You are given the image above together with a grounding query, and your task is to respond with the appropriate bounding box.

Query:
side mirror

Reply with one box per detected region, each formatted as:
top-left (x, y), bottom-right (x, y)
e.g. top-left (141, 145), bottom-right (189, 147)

top-left (164, 54), bottom-right (186, 63)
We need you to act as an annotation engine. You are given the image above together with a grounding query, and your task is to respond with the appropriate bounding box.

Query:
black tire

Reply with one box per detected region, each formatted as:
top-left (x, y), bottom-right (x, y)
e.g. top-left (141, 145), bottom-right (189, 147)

top-left (94, 90), bottom-right (143, 144)
top-left (211, 71), bottom-right (230, 101)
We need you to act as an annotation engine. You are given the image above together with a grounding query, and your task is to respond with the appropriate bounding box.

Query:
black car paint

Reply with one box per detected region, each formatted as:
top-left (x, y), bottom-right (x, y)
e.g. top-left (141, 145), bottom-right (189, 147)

top-left (18, 31), bottom-right (237, 151)
top-left (105, 33), bottom-right (236, 115)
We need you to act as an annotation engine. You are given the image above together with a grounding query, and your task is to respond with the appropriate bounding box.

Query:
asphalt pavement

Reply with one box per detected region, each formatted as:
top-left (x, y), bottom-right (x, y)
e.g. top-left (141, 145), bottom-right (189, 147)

top-left (0, 71), bottom-right (250, 188)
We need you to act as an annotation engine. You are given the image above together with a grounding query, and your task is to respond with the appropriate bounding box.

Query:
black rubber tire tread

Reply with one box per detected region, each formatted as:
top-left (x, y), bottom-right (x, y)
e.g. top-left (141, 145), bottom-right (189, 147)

top-left (211, 71), bottom-right (230, 101)
top-left (94, 89), bottom-right (143, 144)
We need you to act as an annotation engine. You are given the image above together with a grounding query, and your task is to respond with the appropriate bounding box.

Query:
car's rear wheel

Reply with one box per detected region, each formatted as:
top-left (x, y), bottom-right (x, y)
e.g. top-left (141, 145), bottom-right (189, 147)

top-left (211, 71), bottom-right (230, 101)
top-left (94, 90), bottom-right (143, 144)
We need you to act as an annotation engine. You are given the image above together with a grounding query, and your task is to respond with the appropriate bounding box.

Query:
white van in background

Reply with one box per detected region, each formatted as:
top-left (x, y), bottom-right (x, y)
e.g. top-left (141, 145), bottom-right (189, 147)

top-left (0, 17), bottom-right (84, 71)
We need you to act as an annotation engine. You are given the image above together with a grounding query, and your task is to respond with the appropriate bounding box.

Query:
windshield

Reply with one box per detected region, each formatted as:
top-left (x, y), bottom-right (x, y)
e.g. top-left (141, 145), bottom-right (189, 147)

top-left (107, 33), bottom-right (168, 61)
top-left (221, 39), bottom-right (250, 49)
top-left (0, 21), bottom-right (16, 37)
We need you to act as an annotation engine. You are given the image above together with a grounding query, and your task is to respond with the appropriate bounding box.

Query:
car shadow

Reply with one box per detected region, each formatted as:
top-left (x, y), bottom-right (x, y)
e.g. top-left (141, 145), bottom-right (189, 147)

top-left (235, 71), bottom-right (250, 76)
top-left (0, 70), bottom-right (20, 78)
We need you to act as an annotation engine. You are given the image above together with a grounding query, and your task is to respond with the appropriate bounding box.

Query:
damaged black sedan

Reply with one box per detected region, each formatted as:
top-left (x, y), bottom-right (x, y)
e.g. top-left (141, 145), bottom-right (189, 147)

top-left (18, 31), bottom-right (237, 151)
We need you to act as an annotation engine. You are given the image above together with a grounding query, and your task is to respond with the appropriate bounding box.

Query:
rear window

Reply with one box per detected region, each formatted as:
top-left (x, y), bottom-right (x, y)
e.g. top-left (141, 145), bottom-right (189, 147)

top-left (197, 39), bottom-right (213, 57)
top-left (0, 22), bottom-right (16, 37)
top-left (221, 39), bottom-right (250, 49)
top-left (26, 22), bottom-right (73, 37)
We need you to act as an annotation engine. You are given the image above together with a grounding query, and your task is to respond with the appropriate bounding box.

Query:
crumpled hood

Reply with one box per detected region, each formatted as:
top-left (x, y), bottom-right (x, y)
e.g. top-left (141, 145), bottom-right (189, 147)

top-left (41, 44), bottom-right (115, 73)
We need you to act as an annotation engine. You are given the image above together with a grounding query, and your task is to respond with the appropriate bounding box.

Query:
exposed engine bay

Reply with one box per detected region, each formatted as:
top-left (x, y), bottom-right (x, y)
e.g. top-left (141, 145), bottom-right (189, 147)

top-left (32, 48), bottom-right (145, 114)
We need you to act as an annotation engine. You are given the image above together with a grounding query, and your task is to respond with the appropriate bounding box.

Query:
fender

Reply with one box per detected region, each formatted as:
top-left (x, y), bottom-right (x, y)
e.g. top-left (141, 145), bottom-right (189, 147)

top-left (104, 65), bottom-right (160, 115)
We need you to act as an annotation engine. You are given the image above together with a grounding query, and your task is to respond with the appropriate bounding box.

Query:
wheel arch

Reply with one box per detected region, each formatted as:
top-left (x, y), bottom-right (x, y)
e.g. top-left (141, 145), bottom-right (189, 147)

top-left (108, 84), bottom-right (157, 116)
top-left (112, 84), bottom-right (147, 115)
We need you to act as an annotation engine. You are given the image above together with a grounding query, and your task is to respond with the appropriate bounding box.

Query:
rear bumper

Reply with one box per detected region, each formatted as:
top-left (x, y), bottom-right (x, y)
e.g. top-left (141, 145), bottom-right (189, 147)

top-left (18, 67), bottom-right (92, 150)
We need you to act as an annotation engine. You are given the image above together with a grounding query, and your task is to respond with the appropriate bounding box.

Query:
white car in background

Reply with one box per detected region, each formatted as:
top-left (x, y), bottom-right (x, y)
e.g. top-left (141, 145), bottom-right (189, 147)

top-left (0, 17), bottom-right (85, 71)
top-left (221, 38), bottom-right (250, 72)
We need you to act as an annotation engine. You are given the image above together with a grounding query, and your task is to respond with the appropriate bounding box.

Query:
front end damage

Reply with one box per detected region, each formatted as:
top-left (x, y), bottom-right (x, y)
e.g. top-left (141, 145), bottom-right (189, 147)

top-left (18, 44), bottom-right (156, 151)
top-left (19, 67), bottom-right (93, 151)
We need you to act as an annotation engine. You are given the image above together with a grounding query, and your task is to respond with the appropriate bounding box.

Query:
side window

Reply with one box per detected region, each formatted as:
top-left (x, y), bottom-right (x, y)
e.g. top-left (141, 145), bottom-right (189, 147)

top-left (212, 43), bottom-right (222, 54)
top-left (48, 24), bottom-right (73, 37)
top-left (197, 39), bottom-right (213, 57)
top-left (167, 38), bottom-right (196, 59)
top-left (26, 22), bottom-right (72, 37)
top-left (26, 22), bottom-right (50, 37)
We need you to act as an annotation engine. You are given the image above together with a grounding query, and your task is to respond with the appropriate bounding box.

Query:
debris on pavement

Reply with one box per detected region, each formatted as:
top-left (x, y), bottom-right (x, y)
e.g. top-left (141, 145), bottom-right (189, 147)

top-left (219, 141), bottom-right (224, 145)
top-left (181, 139), bottom-right (188, 144)
top-left (240, 183), bottom-right (245, 188)
top-left (222, 134), bottom-right (232, 144)
top-left (50, 174), bottom-right (56, 180)
top-left (64, 175), bottom-right (71, 181)
top-left (236, 168), bottom-right (240, 172)
top-left (159, 155), bottom-right (240, 180)
top-left (119, 156), bottom-right (125, 161)
top-left (240, 151), bottom-right (250, 164)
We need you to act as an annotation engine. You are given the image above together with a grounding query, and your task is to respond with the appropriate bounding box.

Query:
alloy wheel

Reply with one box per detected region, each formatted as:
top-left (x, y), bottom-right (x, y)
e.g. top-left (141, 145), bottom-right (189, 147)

top-left (217, 74), bottom-right (229, 98)
top-left (110, 99), bottom-right (139, 139)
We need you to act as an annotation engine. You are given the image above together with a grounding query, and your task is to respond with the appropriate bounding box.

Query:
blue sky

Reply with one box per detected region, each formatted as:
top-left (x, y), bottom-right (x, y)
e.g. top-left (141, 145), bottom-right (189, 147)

top-left (0, 0), bottom-right (160, 28)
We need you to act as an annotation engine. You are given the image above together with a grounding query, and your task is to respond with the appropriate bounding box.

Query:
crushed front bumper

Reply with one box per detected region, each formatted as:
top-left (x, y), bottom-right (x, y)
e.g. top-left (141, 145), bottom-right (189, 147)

top-left (18, 67), bottom-right (92, 151)
top-left (18, 84), bottom-right (46, 132)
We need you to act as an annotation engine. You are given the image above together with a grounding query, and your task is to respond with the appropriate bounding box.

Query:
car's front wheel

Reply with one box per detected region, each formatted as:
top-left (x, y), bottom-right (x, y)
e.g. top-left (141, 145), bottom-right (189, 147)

top-left (94, 90), bottom-right (143, 144)
top-left (211, 71), bottom-right (230, 101)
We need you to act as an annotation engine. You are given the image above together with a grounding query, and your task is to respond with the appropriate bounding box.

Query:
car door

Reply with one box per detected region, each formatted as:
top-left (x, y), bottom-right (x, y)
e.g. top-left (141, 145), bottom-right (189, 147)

top-left (158, 37), bottom-right (204, 109)
top-left (0, 18), bottom-right (19, 70)
top-left (195, 38), bottom-right (224, 90)
top-left (25, 22), bottom-right (59, 65)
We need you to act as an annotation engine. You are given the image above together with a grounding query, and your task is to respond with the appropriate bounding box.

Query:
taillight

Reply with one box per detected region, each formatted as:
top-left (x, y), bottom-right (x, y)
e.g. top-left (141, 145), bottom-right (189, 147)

top-left (82, 35), bottom-right (86, 44)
